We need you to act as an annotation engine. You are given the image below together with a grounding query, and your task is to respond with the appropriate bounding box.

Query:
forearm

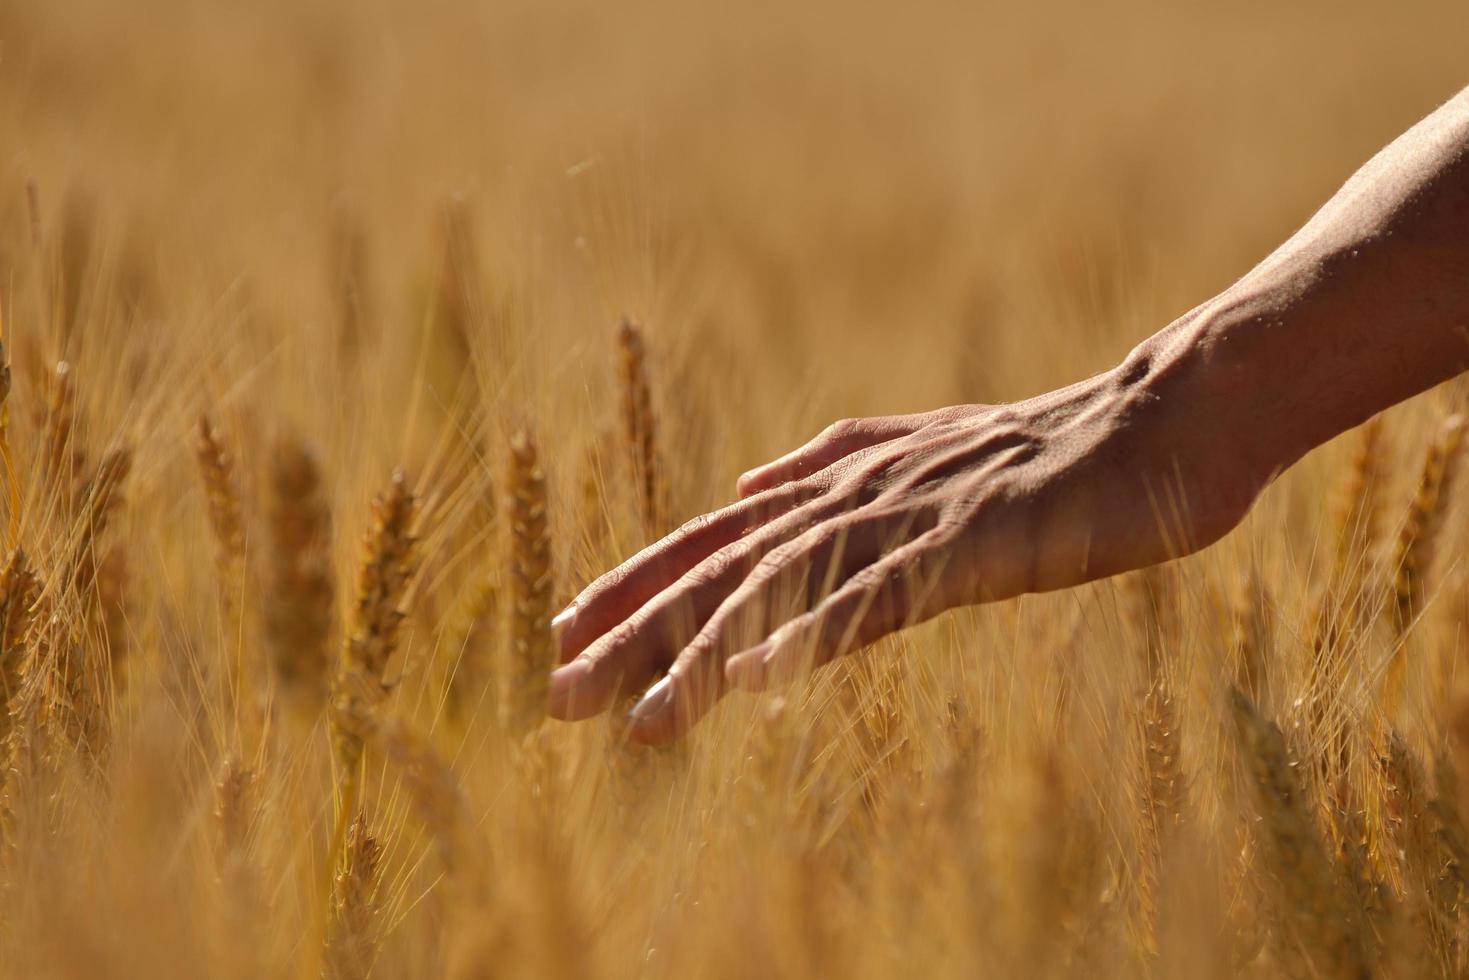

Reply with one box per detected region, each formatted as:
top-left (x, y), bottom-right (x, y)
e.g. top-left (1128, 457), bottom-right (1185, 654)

top-left (1135, 85), bottom-right (1469, 484)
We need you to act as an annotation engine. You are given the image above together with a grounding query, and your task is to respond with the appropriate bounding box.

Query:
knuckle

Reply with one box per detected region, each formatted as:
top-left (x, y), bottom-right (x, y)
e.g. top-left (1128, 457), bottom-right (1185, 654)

top-left (674, 636), bottom-right (715, 669)
top-left (596, 618), bottom-right (643, 657)
top-left (823, 417), bottom-right (859, 443)
top-left (674, 508), bottom-right (725, 542)
top-left (789, 470), bottom-right (835, 499)
top-left (751, 542), bottom-right (797, 579)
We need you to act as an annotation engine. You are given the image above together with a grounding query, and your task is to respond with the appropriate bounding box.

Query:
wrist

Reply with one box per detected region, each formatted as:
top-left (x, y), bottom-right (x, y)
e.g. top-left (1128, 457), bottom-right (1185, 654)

top-left (1117, 301), bottom-right (1300, 501)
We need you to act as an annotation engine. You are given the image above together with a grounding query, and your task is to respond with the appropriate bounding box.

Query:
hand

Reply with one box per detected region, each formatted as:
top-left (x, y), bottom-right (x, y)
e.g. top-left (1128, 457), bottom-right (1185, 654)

top-left (548, 357), bottom-right (1265, 744)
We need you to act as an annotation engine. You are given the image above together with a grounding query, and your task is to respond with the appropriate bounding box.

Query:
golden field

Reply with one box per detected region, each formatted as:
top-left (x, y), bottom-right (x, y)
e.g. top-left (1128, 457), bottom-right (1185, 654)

top-left (3, 0), bottom-right (1469, 976)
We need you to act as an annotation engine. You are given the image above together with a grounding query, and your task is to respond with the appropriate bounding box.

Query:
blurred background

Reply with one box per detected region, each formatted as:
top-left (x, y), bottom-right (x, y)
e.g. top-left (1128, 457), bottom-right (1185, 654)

top-left (6, 0), bottom-right (1468, 437)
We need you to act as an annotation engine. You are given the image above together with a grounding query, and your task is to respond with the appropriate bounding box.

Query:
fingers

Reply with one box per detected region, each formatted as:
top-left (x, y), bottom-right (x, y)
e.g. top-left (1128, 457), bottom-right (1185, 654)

top-left (548, 492), bottom-right (868, 722)
top-left (623, 508), bottom-right (936, 744)
top-left (723, 527), bottom-right (957, 692)
top-left (554, 480), bottom-right (825, 665)
top-left (736, 415), bottom-right (930, 498)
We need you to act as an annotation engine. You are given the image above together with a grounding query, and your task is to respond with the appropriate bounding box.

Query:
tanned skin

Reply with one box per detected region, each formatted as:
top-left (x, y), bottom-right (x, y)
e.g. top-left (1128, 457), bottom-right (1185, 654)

top-left (549, 85), bottom-right (1469, 745)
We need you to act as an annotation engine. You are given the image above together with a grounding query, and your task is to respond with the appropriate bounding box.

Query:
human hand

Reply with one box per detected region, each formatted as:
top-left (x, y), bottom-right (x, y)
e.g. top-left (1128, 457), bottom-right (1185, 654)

top-left (549, 356), bottom-right (1267, 744)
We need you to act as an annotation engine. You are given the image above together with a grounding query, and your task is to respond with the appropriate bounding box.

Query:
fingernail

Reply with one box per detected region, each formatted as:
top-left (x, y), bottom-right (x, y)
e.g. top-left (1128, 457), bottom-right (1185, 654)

top-left (724, 648), bottom-right (769, 691)
top-left (550, 602), bottom-right (578, 630)
top-left (630, 676), bottom-right (673, 720)
top-left (548, 659), bottom-right (589, 714)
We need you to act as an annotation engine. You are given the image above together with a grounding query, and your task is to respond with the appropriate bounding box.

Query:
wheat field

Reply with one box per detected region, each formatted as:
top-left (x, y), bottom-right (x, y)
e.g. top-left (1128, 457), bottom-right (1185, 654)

top-left (3, 0), bottom-right (1469, 976)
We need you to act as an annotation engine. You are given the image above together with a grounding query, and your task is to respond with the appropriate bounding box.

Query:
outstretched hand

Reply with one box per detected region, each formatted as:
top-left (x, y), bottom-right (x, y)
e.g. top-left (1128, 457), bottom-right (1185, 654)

top-left (548, 361), bottom-right (1264, 744)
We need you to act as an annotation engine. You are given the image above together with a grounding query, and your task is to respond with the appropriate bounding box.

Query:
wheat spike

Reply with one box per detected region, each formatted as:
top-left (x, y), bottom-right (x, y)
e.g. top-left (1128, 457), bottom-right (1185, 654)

top-left (196, 415), bottom-right (246, 585)
top-left (1301, 424), bottom-right (1384, 786)
top-left (330, 470), bottom-right (418, 776)
top-left (323, 812), bottom-right (384, 980)
top-left (1382, 414), bottom-right (1465, 716)
top-left (0, 550), bottom-right (40, 744)
top-left (424, 196), bottom-right (480, 417)
top-left (1310, 418), bottom-right (1385, 660)
top-left (1390, 414), bottom-right (1465, 633)
top-left (501, 427), bottom-right (552, 736)
top-left (0, 671), bottom-right (51, 856)
top-left (576, 428), bottom-right (615, 570)
top-left (42, 361), bottom-right (82, 511)
top-left (1228, 686), bottom-right (1365, 979)
top-left (23, 178), bottom-right (42, 253)
top-left (1431, 695), bottom-right (1469, 903)
top-left (196, 415), bottom-right (252, 716)
top-left (616, 318), bottom-right (665, 537)
top-left (1381, 733), bottom-right (1455, 963)
top-left (94, 544), bottom-right (129, 688)
top-left (70, 446), bottom-right (132, 595)
top-left (1432, 752), bottom-right (1469, 900)
top-left (1137, 673), bottom-right (1187, 957)
top-left (52, 192), bottom-right (93, 346)
top-left (35, 447), bottom-right (131, 762)
top-left (0, 334), bottom-right (19, 548)
top-left (1141, 680), bottom-right (1186, 841)
top-left (1229, 568), bottom-right (1271, 706)
top-left (212, 753), bottom-right (264, 976)
top-left (265, 435), bottom-right (337, 715)
top-left (214, 755), bottom-right (256, 874)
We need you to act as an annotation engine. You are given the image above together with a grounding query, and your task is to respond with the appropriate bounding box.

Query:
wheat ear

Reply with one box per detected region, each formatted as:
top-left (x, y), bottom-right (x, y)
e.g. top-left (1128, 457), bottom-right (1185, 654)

top-left (0, 550), bottom-right (40, 745)
top-left (0, 331), bottom-right (21, 548)
top-left (328, 471), bottom-right (417, 877)
top-left (265, 435), bottom-right (336, 717)
top-left (322, 812), bottom-right (384, 980)
top-left (1382, 414), bottom-right (1465, 716)
top-left (196, 415), bottom-right (251, 714)
top-left (616, 318), bottom-right (665, 536)
top-left (501, 427), bottom-right (553, 736)
top-left (1229, 686), bottom-right (1365, 979)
